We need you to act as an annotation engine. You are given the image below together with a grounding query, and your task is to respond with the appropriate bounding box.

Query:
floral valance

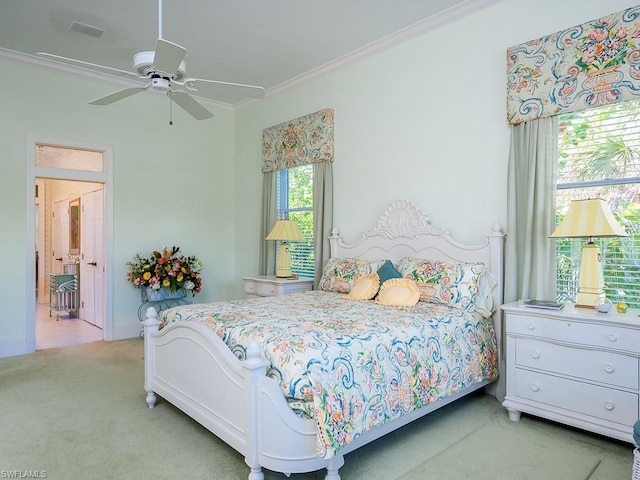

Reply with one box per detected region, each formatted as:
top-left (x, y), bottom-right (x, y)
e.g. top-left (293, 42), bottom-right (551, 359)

top-left (262, 108), bottom-right (334, 173)
top-left (507, 6), bottom-right (640, 125)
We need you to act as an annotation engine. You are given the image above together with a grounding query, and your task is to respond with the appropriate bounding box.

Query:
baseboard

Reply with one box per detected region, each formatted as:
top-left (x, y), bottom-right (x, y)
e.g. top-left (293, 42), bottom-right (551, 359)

top-left (111, 323), bottom-right (143, 341)
top-left (0, 338), bottom-right (32, 358)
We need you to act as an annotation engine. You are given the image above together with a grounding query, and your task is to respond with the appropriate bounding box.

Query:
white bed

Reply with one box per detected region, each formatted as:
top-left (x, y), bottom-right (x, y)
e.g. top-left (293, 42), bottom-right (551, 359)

top-left (142, 200), bottom-right (505, 480)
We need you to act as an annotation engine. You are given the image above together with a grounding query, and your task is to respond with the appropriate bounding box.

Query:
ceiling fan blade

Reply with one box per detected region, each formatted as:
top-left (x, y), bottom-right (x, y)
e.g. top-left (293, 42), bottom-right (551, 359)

top-left (181, 77), bottom-right (265, 100)
top-left (36, 52), bottom-right (141, 80)
top-left (89, 84), bottom-right (149, 106)
top-left (169, 91), bottom-right (213, 120)
top-left (153, 39), bottom-right (187, 78)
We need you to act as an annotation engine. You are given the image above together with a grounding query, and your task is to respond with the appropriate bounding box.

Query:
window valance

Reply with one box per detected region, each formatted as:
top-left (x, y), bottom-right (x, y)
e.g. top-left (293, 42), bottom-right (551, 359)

top-left (506, 6), bottom-right (640, 125)
top-left (262, 108), bottom-right (334, 173)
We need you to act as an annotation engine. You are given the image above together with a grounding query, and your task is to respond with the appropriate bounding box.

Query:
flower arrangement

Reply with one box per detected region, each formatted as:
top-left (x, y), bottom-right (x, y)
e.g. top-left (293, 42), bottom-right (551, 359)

top-left (127, 246), bottom-right (203, 297)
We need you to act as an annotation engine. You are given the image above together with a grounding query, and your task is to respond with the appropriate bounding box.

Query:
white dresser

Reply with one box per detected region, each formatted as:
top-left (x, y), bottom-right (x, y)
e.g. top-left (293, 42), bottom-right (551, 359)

top-left (242, 275), bottom-right (314, 299)
top-left (502, 301), bottom-right (639, 443)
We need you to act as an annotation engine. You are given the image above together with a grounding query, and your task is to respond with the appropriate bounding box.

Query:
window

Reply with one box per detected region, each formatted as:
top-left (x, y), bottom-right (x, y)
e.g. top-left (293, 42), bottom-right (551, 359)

top-left (556, 100), bottom-right (640, 308)
top-left (276, 164), bottom-right (314, 278)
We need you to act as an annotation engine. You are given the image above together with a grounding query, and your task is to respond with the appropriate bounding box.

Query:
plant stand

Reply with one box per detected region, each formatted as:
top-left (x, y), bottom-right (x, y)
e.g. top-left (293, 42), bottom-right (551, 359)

top-left (137, 287), bottom-right (190, 337)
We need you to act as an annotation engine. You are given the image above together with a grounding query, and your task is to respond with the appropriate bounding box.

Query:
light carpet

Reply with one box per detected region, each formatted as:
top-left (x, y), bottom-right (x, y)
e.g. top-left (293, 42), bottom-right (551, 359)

top-left (0, 339), bottom-right (633, 479)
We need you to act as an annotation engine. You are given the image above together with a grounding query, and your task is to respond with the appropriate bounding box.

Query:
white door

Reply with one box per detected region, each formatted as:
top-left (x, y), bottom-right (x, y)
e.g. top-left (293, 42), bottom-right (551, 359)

top-left (81, 188), bottom-right (105, 329)
top-left (52, 199), bottom-right (69, 274)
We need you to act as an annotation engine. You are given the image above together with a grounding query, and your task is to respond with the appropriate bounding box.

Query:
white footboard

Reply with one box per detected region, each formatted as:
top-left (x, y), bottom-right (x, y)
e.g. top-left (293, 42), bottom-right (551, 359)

top-left (143, 307), bottom-right (344, 480)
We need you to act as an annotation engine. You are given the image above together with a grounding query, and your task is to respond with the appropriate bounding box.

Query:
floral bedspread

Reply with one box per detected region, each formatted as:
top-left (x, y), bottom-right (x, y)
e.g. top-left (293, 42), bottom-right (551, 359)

top-left (160, 290), bottom-right (498, 459)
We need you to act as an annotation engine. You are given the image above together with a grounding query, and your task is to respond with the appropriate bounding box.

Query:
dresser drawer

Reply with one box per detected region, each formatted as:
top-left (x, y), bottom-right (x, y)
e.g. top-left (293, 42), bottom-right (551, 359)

top-left (515, 338), bottom-right (639, 389)
top-left (243, 277), bottom-right (313, 298)
top-left (507, 313), bottom-right (640, 353)
top-left (244, 281), bottom-right (258, 296)
top-left (244, 280), bottom-right (279, 297)
top-left (258, 282), bottom-right (280, 296)
top-left (514, 369), bottom-right (638, 426)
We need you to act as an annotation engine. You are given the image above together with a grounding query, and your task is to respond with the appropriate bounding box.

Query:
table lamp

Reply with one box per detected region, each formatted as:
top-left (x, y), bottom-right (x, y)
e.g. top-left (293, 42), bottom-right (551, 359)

top-left (550, 198), bottom-right (627, 308)
top-left (266, 220), bottom-right (304, 278)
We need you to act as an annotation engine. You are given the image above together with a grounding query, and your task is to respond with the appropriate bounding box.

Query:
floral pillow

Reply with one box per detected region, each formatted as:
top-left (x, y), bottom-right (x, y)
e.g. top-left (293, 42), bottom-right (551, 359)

top-left (396, 257), bottom-right (494, 314)
top-left (319, 257), bottom-right (387, 294)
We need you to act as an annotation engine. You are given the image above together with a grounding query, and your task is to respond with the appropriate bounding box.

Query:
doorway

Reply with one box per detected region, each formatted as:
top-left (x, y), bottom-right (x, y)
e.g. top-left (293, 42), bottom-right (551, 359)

top-left (27, 138), bottom-right (113, 352)
top-left (36, 178), bottom-right (105, 348)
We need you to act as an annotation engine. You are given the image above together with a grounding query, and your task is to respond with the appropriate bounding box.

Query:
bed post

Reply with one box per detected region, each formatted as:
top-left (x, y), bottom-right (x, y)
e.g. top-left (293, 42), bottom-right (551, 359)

top-left (142, 307), bottom-right (160, 409)
top-left (328, 227), bottom-right (341, 258)
top-left (243, 341), bottom-right (269, 480)
top-left (486, 222), bottom-right (505, 397)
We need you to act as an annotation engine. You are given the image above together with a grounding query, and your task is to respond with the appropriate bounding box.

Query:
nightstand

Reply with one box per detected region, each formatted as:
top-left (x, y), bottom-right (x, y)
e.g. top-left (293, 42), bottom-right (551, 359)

top-left (502, 301), bottom-right (640, 444)
top-left (243, 275), bottom-right (314, 299)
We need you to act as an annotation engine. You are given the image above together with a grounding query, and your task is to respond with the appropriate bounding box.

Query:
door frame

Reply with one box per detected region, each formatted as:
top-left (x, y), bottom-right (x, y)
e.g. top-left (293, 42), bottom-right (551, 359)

top-left (26, 135), bottom-right (114, 351)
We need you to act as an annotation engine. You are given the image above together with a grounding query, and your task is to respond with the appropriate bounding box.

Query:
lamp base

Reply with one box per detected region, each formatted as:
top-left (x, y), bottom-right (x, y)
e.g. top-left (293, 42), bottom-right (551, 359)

top-left (575, 291), bottom-right (606, 309)
top-left (275, 241), bottom-right (293, 278)
top-left (574, 242), bottom-right (605, 309)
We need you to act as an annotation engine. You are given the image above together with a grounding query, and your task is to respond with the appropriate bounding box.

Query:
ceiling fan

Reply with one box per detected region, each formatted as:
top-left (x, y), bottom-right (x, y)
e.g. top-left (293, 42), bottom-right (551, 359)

top-left (36, 0), bottom-right (265, 121)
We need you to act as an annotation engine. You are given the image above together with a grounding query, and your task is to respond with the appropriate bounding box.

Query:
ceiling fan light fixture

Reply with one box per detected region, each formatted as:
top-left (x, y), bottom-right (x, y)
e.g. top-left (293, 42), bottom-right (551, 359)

top-left (133, 51), bottom-right (185, 80)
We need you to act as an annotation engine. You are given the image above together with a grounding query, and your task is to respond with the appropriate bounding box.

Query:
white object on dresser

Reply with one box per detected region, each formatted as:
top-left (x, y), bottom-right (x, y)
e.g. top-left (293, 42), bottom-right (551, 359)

top-left (243, 275), bottom-right (313, 298)
top-left (502, 301), bottom-right (639, 444)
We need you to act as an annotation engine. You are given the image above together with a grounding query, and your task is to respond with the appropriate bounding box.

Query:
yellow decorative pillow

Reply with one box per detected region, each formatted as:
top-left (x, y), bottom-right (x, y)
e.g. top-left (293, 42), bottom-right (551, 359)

top-left (345, 273), bottom-right (380, 300)
top-left (375, 278), bottom-right (420, 307)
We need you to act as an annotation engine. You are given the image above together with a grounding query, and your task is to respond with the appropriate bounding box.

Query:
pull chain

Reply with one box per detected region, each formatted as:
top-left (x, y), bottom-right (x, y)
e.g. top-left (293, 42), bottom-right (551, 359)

top-left (169, 94), bottom-right (173, 126)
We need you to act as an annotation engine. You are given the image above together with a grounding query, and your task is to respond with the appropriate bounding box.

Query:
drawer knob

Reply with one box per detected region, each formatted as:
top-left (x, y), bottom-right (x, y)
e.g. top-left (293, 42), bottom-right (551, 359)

top-left (608, 334), bottom-right (618, 342)
top-left (604, 401), bottom-right (615, 411)
top-left (527, 323), bottom-right (536, 331)
top-left (604, 364), bottom-right (615, 374)
top-left (530, 384), bottom-right (540, 392)
top-left (531, 351), bottom-right (540, 359)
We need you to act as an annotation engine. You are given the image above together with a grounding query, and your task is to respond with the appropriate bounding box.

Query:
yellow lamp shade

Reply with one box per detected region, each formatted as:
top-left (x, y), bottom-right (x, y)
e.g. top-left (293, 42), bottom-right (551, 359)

top-left (550, 198), bottom-right (627, 238)
top-left (265, 220), bottom-right (304, 241)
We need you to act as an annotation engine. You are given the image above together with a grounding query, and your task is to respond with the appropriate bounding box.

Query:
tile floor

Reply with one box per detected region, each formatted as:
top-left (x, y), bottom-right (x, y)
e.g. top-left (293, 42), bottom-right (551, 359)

top-left (35, 302), bottom-right (103, 350)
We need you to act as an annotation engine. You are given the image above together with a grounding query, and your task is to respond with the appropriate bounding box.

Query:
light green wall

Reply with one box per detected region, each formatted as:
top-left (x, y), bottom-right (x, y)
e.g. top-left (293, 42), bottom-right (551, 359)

top-left (0, 59), bottom-right (237, 356)
top-left (233, 0), bottom-right (634, 281)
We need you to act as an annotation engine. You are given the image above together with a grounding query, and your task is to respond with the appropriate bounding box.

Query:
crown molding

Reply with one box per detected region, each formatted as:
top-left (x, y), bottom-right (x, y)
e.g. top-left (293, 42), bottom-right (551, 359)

top-left (264, 0), bottom-right (506, 97)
